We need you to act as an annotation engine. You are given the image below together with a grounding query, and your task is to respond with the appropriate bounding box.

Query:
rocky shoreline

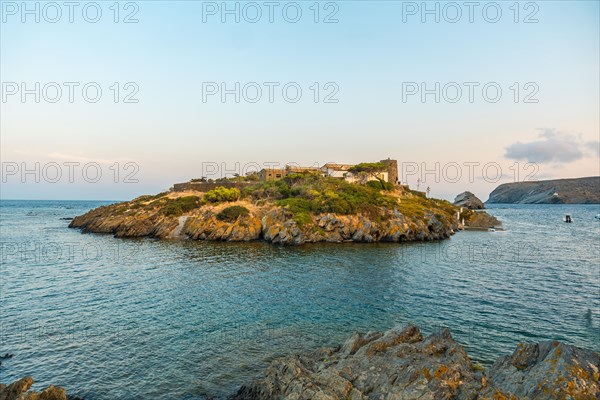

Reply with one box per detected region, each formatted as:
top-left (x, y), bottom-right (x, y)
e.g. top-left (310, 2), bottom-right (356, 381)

top-left (232, 325), bottom-right (599, 400)
top-left (68, 194), bottom-right (461, 245)
top-left (0, 377), bottom-right (72, 400)
top-left (4, 325), bottom-right (597, 400)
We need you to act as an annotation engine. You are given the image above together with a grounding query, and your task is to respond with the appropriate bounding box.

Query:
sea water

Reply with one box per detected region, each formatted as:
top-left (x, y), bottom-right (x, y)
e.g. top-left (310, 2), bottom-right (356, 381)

top-left (0, 200), bottom-right (598, 399)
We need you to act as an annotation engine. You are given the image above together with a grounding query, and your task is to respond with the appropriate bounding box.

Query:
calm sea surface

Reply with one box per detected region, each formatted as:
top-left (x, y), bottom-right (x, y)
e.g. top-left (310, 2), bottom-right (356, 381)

top-left (0, 200), bottom-right (599, 399)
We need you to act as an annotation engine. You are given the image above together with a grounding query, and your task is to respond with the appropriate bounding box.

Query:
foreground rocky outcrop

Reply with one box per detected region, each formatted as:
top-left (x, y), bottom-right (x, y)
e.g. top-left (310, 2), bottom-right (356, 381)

top-left (454, 191), bottom-right (485, 210)
top-left (0, 376), bottom-right (67, 400)
top-left (481, 340), bottom-right (599, 399)
top-left (232, 325), bottom-right (599, 400)
top-left (69, 192), bottom-right (460, 245)
top-left (4, 327), bottom-right (596, 399)
top-left (487, 177), bottom-right (600, 204)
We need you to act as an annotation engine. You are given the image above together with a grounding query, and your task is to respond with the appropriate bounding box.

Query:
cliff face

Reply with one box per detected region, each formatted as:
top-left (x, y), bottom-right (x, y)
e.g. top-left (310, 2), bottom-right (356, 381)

top-left (232, 325), bottom-right (599, 400)
top-left (487, 177), bottom-right (600, 204)
top-left (69, 195), bottom-right (459, 245)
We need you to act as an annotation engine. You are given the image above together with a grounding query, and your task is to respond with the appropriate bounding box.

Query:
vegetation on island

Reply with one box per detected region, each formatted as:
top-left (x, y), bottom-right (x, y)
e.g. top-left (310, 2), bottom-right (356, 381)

top-left (160, 196), bottom-right (200, 216)
top-left (123, 171), bottom-right (458, 223)
top-left (247, 173), bottom-right (398, 222)
top-left (190, 172), bottom-right (259, 183)
top-left (216, 205), bottom-right (250, 222)
top-left (70, 168), bottom-right (478, 244)
top-left (347, 162), bottom-right (392, 189)
top-left (204, 187), bottom-right (241, 203)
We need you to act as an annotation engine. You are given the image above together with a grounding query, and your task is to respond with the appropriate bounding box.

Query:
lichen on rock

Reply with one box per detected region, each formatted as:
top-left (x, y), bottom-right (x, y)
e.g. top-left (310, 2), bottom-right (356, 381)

top-left (0, 376), bottom-right (68, 400)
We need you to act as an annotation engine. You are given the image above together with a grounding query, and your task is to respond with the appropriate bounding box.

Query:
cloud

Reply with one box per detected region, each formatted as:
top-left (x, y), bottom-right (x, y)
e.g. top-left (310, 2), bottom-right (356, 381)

top-left (505, 129), bottom-right (599, 164)
top-left (585, 141), bottom-right (600, 158)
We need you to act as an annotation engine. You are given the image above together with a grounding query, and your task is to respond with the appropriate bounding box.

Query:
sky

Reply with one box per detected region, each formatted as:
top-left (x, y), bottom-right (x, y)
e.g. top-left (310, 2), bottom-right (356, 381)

top-left (1, 0), bottom-right (599, 201)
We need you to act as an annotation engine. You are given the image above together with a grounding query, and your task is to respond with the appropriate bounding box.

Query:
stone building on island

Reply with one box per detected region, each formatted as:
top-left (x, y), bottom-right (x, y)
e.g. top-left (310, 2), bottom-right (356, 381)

top-left (172, 159), bottom-right (399, 192)
top-left (258, 166), bottom-right (321, 181)
top-left (259, 159), bottom-right (399, 185)
top-left (257, 168), bottom-right (286, 181)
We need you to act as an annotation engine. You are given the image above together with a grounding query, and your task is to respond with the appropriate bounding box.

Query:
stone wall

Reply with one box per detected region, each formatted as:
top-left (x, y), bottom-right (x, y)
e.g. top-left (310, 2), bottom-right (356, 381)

top-left (380, 159), bottom-right (399, 184)
top-left (172, 181), bottom-right (253, 192)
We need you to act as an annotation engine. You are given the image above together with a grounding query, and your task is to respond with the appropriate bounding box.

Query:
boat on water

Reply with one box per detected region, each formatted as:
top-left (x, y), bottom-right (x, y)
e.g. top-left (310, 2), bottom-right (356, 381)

top-left (564, 214), bottom-right (573, 223)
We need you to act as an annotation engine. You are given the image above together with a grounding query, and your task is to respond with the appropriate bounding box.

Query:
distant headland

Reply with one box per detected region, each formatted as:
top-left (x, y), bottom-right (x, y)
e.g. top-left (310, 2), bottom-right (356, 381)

top-left (487, 176), bottom-right (600, 204)
top-left (69, 160), bottom-right (500, 245)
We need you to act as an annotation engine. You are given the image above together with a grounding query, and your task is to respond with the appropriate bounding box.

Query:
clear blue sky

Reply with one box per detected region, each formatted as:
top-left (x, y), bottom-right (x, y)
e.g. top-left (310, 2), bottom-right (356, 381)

top-left (1, 1), bottom-right (599, 200)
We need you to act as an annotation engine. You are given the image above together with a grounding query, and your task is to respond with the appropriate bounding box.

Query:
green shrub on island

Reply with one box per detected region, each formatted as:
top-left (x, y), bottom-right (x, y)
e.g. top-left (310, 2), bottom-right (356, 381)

top-left (408, 189), bottom-right (427, 199)
top-left (347, 162), bottom-right (386, 174)
top-left (133, 192), bottom-right (170, 203)
top-left (277, 198), bottom-right (317, 226)
top-left (396, 195), bottom-right (455, 219)
top-left (366, 180), bottom-right (395, 191)
top-left (162, 196), bottom-right (200, 216)
top-left (244, 172), bottom-right (260, 181)
top-left (216, 205), bottom-right (250, 222)
top-left (204, 186), bottom-right (241, 203)
top-left (246, 175), bottom-right (399, 221)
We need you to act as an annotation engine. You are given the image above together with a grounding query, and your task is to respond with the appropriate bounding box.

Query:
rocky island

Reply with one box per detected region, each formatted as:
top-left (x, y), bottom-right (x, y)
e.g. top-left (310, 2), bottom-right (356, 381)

top-left (70, 167), bottom-right (470, 245)
top-left (452, 192), bottom-right (502, 230)
top-left (487, 177), bottom-right (600, 204)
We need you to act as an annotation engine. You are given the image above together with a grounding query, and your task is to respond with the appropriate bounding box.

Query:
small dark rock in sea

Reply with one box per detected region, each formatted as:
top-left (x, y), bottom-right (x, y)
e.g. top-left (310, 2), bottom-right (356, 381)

top-left (0, 354), bottom-right (13, 360)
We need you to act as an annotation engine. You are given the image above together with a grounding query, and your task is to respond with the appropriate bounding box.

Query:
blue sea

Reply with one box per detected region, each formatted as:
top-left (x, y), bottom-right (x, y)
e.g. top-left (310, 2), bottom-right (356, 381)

top-left (0, 200), bottom-right (599, 399)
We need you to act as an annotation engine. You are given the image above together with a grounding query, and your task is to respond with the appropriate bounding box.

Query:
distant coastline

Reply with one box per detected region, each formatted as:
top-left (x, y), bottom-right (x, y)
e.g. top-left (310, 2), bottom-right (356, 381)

top-left (487, 176), bottom-right (600, 204)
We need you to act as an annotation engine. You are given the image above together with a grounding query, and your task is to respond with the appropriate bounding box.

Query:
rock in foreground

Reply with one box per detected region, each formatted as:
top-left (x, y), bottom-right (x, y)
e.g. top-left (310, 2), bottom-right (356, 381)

top-left (0, 377), bottom-right (67, 400)
top-left (232, 325), bottom-right (599, 400)
top-left (482, 340), bottom-right (600, 399)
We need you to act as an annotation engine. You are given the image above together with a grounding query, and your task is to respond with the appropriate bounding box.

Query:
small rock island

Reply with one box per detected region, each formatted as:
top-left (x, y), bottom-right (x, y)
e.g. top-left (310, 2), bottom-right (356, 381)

top-left (453, 191), bottom-right (485, 210)
top-left (70, 161), bottom-right (501, 245)
top-left (453, 191), bottom-right (502, 230)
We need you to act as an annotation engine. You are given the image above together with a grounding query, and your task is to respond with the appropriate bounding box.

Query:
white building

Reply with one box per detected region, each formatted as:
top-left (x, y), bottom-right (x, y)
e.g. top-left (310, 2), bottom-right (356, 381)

top-left (320, 163), bottom-right (388, 184)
